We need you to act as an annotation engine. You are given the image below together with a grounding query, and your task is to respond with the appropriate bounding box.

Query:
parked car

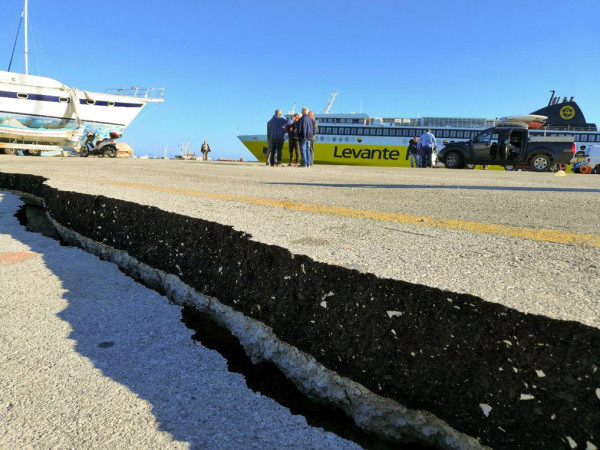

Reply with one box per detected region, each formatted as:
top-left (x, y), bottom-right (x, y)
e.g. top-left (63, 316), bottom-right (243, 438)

top-left (437, 123), bottom-right (576, 172)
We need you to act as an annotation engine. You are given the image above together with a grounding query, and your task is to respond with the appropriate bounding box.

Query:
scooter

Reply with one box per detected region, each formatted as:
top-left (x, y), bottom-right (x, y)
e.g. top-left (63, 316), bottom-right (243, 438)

top-left (80, 131), bottom-right (121, 158)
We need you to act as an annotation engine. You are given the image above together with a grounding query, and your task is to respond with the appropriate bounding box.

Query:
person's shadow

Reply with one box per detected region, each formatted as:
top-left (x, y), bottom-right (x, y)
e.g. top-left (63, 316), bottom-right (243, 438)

top-left (3, 192), bottom-right (356, 449)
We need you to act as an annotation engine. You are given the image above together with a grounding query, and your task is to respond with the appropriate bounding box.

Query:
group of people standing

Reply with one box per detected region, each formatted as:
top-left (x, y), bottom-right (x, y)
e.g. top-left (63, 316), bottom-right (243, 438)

top-left (266, 108), bottom-right (317, 167)
top-left (267, 113), bottom-right (436, 169)
top-left (405, 129), bottom-right (437, 168)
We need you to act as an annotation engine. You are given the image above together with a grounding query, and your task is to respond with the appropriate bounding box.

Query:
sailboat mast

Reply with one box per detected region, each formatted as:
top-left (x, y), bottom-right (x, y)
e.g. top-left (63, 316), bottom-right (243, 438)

top-left (24, 0), bottom-right (28, 74)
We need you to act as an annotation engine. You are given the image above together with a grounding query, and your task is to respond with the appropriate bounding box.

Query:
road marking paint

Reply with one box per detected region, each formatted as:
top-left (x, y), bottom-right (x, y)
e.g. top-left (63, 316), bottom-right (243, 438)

top-left (76, 179), bottom-right (600, 248)
top-left (0, 252), bottom-right (38, 265)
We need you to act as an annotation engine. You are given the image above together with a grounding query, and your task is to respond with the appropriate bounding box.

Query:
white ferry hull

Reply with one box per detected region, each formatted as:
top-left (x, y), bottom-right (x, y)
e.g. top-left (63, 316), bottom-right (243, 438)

top-left (240, 93), bottom-right (598, 167)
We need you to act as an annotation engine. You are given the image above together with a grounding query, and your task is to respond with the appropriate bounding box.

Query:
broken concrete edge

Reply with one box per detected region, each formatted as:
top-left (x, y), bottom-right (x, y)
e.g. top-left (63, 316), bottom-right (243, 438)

top-left (46, 205), bottom-right (486, 450)
top-left (3, 189), bottom-right (44, 207)
top-left (2, 171), bottom-right (599, 449)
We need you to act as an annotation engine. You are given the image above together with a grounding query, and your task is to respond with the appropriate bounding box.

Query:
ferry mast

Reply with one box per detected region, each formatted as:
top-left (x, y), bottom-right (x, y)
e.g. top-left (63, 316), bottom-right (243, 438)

top-left (324, 91), bottom-right (338, 114)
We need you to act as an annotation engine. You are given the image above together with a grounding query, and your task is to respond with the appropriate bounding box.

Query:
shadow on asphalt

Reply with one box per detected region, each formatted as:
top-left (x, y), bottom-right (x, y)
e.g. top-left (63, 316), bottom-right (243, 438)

top-left (267, 182), bottom-right (600, 193)
top-left (8, 196), bottom-right (230, 447)
top-left (6, 194), bottom-right (429, 450)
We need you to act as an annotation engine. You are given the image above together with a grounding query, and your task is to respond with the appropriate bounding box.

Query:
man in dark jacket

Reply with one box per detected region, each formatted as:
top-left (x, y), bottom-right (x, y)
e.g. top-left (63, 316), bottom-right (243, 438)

top-left (297, 107), bottom-right (314, 167)
top-left (201, 140), bottom-right (211, 161)
top-left (267, 109), bottom-right (288, 166)
top-left (309, 111), bottom-right (318, 166)
top-left (286, 113), bottom-right (300, 166)
top-left (405, 137), bottom-right (418, 167)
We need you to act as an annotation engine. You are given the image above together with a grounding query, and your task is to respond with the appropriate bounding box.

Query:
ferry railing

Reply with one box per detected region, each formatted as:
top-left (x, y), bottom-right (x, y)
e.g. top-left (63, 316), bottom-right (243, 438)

top-left (104, 87), bottom-right (165, 101)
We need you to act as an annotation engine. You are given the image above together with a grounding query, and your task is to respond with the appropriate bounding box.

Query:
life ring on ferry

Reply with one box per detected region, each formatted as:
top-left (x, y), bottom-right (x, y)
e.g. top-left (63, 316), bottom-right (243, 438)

top-left (579, 165), bottom-right (592, 174)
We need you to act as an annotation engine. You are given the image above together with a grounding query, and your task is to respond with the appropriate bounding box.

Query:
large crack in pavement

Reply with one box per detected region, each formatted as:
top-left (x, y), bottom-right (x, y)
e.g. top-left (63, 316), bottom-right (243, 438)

top-left (2, 172), bottom-right (599, 449)
top-left (15, 199), bottom-right (427, 449)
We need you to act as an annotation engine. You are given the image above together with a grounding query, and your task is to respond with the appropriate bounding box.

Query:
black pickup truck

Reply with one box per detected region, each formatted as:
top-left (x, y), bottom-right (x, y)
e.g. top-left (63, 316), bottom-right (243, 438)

top-left (437, 125), bottom-right (576, 171)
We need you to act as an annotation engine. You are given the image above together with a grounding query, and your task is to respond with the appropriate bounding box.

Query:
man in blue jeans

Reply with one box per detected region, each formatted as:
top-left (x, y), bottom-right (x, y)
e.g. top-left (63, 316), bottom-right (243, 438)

top-left (417, 129), bottom-right (437, 168)
top-left (266, 109), bottom-right (288, 166)
top-left (297, 107), bottom-right (314, 167)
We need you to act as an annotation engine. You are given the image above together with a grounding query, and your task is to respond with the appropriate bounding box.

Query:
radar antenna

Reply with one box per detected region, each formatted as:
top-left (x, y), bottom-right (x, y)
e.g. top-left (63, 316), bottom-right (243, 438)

top-left (324, 91), bottom-right (338, 114)
top-left (548, 90), bottom-right (555, 107)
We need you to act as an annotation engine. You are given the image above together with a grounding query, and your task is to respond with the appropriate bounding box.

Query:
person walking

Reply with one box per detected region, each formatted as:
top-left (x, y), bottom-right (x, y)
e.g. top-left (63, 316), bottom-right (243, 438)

top-left (405, 137), bottom-right (418, 168)
top-left (417, 129), bottom-right (436, 168)
top-left (287, 113), bottom-right (300, 166)
top-left (309, 111), bottom-right (318, 166)
top-left (297, 107), bottom-right (314, 167)
top-left (200, 141), bottom-right (211, 161)
top-left (267, 109), bottom-right (288, 166)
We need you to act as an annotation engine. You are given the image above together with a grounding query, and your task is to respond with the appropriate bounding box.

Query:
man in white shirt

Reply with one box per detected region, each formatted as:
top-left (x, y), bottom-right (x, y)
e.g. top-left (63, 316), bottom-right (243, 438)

top-left (417, 129), bottom-right (436, 168)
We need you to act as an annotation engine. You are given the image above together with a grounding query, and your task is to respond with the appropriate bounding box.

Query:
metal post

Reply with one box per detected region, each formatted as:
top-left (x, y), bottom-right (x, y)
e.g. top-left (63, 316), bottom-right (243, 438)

top-left (24, 0), bottom-right (28, 74)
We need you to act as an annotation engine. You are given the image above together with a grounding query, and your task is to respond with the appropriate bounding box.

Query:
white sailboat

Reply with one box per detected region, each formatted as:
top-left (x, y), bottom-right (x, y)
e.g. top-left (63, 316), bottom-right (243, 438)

top-left (0, 0), bottom-right (164, 154)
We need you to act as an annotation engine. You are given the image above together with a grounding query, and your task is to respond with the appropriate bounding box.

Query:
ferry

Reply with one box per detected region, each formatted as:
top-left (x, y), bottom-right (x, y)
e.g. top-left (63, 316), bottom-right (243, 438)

top-left (238, 91), bottom-right (598, 167)
top-left (0, 0), bottom-right (163, 155)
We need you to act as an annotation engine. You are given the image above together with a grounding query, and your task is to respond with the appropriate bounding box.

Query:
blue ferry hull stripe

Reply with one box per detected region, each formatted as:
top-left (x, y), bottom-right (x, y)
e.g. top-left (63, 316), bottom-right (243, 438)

top-left (78, 99), bottom-right (142, 108)
top-left (0, 90), bottom-right (142, 108)
top-left (0, 91), bottom-right (61, 102)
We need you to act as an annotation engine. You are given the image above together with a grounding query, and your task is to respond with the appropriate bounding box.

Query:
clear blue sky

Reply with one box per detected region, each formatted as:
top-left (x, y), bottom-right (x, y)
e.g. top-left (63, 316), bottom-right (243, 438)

top-left (1, 0), bottom-right (599, 159)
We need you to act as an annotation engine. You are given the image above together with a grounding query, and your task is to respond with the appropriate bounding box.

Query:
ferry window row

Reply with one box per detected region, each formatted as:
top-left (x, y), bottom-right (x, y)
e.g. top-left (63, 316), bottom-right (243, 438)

top-left (319, 118), bottom-right (364, 124)
top-left (317, 127), bottom-right (600, 142)
top-left (319, 127), bottom-right (480, 139)
top-left (575, 134), bottom-right (600, 142)
top-left (530, 132), bottom-right (600, 142)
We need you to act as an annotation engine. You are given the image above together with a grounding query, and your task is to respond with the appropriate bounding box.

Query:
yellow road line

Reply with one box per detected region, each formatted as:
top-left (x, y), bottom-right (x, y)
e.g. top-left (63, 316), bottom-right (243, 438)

top-left (80, 179), bottom-right (600, 248)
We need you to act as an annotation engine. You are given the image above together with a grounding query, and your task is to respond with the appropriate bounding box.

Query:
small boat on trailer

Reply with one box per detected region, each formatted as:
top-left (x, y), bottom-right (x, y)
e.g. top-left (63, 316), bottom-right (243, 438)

top-left (0, 120), bottom-right (84, 155)
top-left (0, 0), bottom-right (164, 156)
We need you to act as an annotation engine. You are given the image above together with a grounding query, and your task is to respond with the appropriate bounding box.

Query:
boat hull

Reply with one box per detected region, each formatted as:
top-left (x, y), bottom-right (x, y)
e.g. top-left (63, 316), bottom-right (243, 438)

top-left (0, 112), bottom-right (123, 145)
top-left (239, 136), bottom-right (413, 167)
top-left (0, 91), bottom-right (144, 128)
top-left (0, 71), bottom-right (157, 147)
top-left (0, 122), bottom-right (84, 145)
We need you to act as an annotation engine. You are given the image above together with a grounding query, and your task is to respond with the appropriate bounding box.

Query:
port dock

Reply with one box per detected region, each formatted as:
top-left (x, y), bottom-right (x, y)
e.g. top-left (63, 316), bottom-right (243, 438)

top-left (1, 157), bottom-right (599, 448)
